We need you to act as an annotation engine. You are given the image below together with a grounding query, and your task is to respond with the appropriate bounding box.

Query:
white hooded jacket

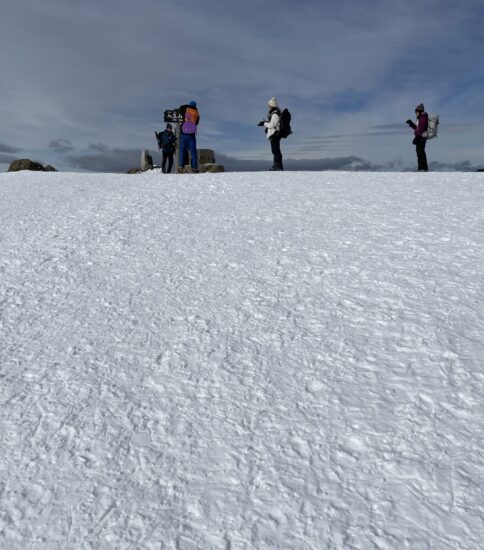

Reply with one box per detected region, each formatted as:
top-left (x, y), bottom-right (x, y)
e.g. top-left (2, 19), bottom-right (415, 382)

top-left (264, 110), bottom-right (281, 139)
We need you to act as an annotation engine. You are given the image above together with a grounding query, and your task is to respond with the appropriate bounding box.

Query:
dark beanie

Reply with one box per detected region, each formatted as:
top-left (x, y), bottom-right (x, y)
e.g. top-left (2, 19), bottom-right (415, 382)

top-left (415, 103), bottom-right (425, 112)
top-left (166, 123), bottom-right (173, 129)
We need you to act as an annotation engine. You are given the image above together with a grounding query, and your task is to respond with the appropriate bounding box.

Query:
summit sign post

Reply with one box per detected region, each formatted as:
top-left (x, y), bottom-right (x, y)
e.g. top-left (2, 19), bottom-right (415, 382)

top-left (164, 109), bottom-right (184, 124)
top-left (164, 109), bottom-right (184, 168)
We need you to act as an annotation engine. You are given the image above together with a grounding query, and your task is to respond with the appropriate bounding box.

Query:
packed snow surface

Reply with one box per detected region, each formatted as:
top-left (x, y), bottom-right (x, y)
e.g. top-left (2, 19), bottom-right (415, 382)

top-left (1, 170), bottom-right (484, 549)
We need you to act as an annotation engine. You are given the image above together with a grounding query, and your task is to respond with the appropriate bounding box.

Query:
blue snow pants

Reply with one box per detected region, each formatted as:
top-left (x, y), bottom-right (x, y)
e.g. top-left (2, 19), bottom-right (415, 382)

top-left (179, 133), bottom-right (198, 170)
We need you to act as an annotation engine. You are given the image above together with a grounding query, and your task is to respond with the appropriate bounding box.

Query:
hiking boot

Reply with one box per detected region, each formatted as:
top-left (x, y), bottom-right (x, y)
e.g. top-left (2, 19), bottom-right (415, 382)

top-left (176, 167), bottom-right (184, 174)
top-left (191, 168), bottom-right (199, 174)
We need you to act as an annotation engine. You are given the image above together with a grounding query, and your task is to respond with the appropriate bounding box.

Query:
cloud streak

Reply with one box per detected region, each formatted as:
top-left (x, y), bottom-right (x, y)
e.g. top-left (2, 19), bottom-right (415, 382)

top-left (0, 143), bottom-right (21, 154)
top-left (0, 153), bottom-right (18, 165)
top-left (49, 139), bottom-right (75, 153)
top-left (66, 146), bottom-right (145, 173)
top-left (217, 153), bottom-right (378, 172)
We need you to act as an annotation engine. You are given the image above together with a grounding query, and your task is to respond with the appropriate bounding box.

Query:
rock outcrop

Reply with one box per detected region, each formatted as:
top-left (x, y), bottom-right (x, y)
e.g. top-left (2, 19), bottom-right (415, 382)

top-left (141, 150), bottom-right (154, 172)
top-left (182, 149), bottom-right (224, 173)
top-left (8, 159), bottom-right (56, 172)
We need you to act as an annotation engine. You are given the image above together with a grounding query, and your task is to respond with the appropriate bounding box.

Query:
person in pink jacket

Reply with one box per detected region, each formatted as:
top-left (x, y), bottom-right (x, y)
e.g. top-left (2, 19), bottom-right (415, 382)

top-left (406, 103), bottom-right (429, 171)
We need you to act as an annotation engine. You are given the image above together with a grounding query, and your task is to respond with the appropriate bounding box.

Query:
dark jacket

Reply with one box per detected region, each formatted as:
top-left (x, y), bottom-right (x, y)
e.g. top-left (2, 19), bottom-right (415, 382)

top-left (160, 130), bottom-right (177, 153)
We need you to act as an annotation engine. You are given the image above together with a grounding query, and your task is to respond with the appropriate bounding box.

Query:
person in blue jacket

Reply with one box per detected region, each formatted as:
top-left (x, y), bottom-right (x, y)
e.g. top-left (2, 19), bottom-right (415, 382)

top-left (156, 123), bottom-right (177, 173)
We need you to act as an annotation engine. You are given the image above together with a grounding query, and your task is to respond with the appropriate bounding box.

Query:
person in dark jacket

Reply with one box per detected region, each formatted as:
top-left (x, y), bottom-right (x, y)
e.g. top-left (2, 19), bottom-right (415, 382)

top-left (406, 103), bottom-right (429, 172)
top-left (258, 97), bottom-right (283, 170)
top-left (157, 123), bottom-right (177, 173)
top-left (177, 101), bottom-right (200, 173)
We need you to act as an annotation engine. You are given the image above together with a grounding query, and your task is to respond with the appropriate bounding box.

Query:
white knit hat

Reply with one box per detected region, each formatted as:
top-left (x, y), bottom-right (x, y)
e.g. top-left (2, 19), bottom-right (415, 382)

top-left (268, 97), bottom-right (278, 108)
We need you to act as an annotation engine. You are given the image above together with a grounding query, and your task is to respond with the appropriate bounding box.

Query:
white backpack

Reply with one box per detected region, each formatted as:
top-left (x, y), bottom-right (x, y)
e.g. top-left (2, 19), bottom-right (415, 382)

top-left (424, 113), bottom-right (439, 140)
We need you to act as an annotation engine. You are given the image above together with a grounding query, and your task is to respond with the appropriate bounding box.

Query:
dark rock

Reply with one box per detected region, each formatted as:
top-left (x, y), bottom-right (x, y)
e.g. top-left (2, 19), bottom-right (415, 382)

top-left (127, 168), bottom-right (142, 174)
top-left (199, 163), bottom-right (225, 173)
top-left (477, 169), bottom-right (484, 172)
top-left (8, 159), bottom-right (46, 172)
top-left (198, 149), bottom-right (215, 164)
top-left (177, 164), bottom-right (225, 174)
top-left (44, 164), bottom-right (57, 172)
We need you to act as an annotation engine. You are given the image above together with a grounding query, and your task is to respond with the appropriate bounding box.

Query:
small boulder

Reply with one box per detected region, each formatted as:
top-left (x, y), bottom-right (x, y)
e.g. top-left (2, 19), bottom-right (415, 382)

top-left (44, 164), bottom-right (58, 172)
top-left (198, 149), bottom-right (215, 164)
top-left (199, 164), bottom-right (225, 173)
top-left (177, 163), bottom-right (224, 174)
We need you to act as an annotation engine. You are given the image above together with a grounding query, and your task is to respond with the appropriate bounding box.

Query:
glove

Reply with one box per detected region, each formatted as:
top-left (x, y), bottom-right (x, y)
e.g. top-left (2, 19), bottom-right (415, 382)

top-left (257, 121), bottom-right (265, 127)
top-left (406, 119), bottom-right (412, 125)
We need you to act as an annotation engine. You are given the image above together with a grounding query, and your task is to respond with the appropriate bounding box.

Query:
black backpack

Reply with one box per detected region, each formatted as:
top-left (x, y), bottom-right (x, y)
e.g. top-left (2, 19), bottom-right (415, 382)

top-left (279, 108), bottom-right (292, 138)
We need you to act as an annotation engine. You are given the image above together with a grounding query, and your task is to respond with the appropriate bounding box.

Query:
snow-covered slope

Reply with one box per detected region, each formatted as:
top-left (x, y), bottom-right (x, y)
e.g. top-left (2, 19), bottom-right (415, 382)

top-left (1, 170), bottom-right (483, 549)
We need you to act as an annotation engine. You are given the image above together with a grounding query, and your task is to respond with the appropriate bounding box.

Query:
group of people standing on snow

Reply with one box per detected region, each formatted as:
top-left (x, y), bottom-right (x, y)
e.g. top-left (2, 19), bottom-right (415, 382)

top-left (157, 98), bottom-right (433, 173)
top-left (156, 96), bottom-right (287, 173)
top-left (156, 101), bottom-right (200, 173)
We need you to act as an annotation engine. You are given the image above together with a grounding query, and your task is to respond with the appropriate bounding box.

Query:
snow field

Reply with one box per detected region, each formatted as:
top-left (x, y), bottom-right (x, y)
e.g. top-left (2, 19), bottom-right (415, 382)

top-left (1, 170), bottom-right (484, 549)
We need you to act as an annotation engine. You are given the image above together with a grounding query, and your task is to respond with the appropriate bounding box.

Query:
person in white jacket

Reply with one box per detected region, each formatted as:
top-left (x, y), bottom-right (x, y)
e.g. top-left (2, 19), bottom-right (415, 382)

top-left (258, 97), bottom-right (283, 170)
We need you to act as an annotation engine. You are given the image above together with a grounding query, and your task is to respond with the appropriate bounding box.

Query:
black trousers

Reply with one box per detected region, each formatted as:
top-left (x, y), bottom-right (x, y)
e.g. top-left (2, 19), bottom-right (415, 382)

top-left (162, 152), bottom-right (174, 173)
top-left (270, 134), bottom-right (283, 170)
top-left (415, 137), bottom-right (428, 171)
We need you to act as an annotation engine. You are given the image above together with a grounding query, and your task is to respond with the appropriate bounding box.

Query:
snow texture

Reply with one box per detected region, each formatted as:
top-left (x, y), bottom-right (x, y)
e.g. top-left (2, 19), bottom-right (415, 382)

top-left (1, 170), bottom-right (484, 549)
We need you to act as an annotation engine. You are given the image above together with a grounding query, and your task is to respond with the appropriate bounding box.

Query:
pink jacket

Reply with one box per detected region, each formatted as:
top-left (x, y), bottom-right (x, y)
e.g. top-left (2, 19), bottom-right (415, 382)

top-left (415, 112), bottom-right (429, 137)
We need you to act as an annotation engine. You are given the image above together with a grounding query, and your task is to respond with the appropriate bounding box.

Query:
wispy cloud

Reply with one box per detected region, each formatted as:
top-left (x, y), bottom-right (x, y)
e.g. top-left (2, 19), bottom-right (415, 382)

top-left (88, 143), bottom-right (110, 152)
top-left (0, 143), bottom-right (21, 154)
top-left (49, 139), bottom-right (75, 153)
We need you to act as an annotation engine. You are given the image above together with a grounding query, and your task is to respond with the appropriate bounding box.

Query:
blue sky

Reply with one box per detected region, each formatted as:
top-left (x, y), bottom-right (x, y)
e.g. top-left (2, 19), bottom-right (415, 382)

top-left (1, 0), bottom-right (484, 172)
